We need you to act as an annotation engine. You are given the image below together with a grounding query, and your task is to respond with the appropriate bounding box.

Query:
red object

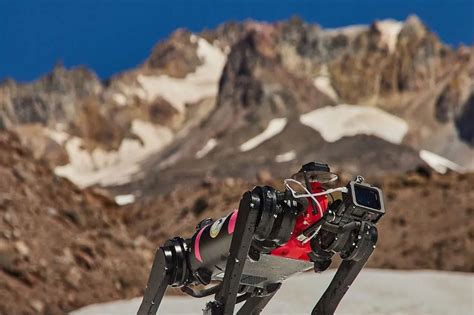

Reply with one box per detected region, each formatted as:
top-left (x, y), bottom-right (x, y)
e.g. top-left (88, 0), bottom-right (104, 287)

top-left (270, 182), bottom-right (328, 261)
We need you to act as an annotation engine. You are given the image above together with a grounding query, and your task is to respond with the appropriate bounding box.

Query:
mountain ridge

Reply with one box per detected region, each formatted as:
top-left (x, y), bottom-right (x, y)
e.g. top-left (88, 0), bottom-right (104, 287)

top-left (0, 16), bottom-right (472, 194)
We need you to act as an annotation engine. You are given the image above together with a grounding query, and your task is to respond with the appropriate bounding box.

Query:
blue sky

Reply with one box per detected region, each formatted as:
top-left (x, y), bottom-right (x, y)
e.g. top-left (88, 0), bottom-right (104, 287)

top-left (1, 0), bottom-right (473, 82)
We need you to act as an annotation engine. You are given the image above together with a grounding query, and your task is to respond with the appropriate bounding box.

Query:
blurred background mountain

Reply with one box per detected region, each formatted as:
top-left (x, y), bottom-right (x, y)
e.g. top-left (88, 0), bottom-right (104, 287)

top-left (0, 1), bottom-right (473, 314)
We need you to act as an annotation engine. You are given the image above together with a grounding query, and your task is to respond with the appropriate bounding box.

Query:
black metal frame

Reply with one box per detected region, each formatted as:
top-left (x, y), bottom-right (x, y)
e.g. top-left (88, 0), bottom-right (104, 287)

top-left (206, 191), bottom-right (262, 314)
top-left (312, 222), bottom-right (378, 314)
top-left (138, 184), bottom-right (379, 315)
top-left (137, 248), bottom-right (170, 315)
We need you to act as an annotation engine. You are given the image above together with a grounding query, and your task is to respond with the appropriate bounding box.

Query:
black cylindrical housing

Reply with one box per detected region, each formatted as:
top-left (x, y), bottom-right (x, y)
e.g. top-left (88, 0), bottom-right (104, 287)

top-left (186, 187), bottom-right (304, 285)
top-left (188, 210), bottom-right (238, 279)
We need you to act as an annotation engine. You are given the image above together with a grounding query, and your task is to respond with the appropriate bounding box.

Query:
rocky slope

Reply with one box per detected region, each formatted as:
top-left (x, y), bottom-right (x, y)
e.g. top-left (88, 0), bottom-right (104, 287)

top-left (0, 131), bottom-right (153, 315)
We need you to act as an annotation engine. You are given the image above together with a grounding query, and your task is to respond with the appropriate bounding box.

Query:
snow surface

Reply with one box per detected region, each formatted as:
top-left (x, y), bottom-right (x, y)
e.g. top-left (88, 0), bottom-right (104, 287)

top-left (46, 129), bottom-right (69, 145)
top-left (240, 118), bottom-right (288, 152)
top-left (113, 85), bottom-right (147, 106)
top-left (313, 65), bottom-right (338, 101)
top-left (114, 194), bottom-right (136, 206)
top-left (419, 150), bottom-right (465, 174)
top-left (326, 24), bottom-right (367, 38)
top-left (54, 120), bottom-right (173, 187)
top-left (112, 93), bottom-right (128, 106)
top-left (313, 77), bottom-right (338, 101)
top-left (326, 19), bottom-right (403, 53)
top-left (300, 104), bottom-right (408, 144)
top-left (195, 138), bottom-right (218, 159)
top-left (70, 269), bottom-right (474, 315)
top-left (136, 37), bottom-right (226, 112)
top-left (275, 150), bottom-right (296, 163)
top-left (376, 20), bottom-right (403, 53)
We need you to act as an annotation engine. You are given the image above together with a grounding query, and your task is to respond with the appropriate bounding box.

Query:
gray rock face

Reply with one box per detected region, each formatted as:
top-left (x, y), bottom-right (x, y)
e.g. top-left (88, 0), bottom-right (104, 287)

top-left (456, 91), bottom-right (474, 145)
top-left (0, 65), bottom-right (103, 128)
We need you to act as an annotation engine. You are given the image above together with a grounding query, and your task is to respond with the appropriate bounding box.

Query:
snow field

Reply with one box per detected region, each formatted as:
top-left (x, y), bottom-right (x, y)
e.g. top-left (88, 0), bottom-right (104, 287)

top-left (71, 269), bottom-right (474, 315)
top-left (53, 120), bottom-right (173, 187)
top-left (240, 118), bottom-right (288, 152)
top-left (136, 37), bottom-right (227, 112)
top-left (419, 150), bottom-right (465, 174)
top-left (300, 104), bottom-right (408, 144)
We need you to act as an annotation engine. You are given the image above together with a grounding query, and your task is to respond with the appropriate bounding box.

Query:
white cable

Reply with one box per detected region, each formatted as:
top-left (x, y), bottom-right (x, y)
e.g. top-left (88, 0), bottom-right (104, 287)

top-left (285, 179), bottom-right (348, 197)
top-left (302, 225), bottom-right (322, 244)
top-left (284, 178), bottom-right (347, 243)
top-left (283, 178), bottom-right (348, 219)
top-left (284, 178), bottom-right (324, 217)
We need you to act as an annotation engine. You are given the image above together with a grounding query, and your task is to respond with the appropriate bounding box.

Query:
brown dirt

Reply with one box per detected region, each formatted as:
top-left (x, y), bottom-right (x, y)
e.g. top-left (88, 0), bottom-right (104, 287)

top-left (367, 169), bottom-right (474, 271)
top-left (0, 131), bottom-right (154, 315)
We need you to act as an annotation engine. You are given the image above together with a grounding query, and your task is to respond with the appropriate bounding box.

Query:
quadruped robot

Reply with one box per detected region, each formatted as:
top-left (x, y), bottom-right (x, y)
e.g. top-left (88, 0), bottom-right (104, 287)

top-left (138, 162), bottom-right (386, 315)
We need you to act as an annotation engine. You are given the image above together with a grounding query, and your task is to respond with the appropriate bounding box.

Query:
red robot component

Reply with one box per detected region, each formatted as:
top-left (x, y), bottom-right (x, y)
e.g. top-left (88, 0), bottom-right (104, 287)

top-left (271, 181), bottom-right (328, 261)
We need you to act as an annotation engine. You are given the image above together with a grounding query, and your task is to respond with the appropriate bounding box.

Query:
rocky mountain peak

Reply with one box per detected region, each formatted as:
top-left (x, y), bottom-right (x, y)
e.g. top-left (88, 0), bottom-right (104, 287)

top-left (41, 63), bottom-right (102, 96)
top-left (0, 64), bottom-right (103, 129)
top-left (145, 28), bottom-right (202, 78)
top-left (401, 14), bottom-right (428, 39)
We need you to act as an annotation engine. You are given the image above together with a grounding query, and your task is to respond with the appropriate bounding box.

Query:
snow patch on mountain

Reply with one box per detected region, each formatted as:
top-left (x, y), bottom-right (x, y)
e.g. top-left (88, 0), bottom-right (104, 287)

top-left (46, 129), bottom-right (69, 145)
top-left (300, 104), bottom-right (408, 144)
top-left (240, 118), bottom-right (288, 152)
top-left (114, 194), bottom-right (136, 206)
top-left (419, 150), bottom-right (465, 174)
top-left (112, 93), bottom-right (128, 106)
top-left (54, 120), bottom-right (173, 187)
top-left (275, 150), bottom-right (296, 163)
top-left (196, 138), bottom-right (218, 159)
top-left (326, 25), bottom-right (367, 38)
top-left (136, 37), bottom-right (227, 112)
top-left (313, 65), bottom-right (338, 101)
top-left (112, 84), bottom-right (147, 106)
top-left (326, 19), bottom-right (402, 53)
top-left (376, 20), bottom-right (403, 53)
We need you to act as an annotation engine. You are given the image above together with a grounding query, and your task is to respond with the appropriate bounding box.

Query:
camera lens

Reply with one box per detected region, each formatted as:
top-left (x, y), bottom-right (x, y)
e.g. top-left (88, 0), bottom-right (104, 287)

top-left (354, 184), bottom-right (381, 210)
